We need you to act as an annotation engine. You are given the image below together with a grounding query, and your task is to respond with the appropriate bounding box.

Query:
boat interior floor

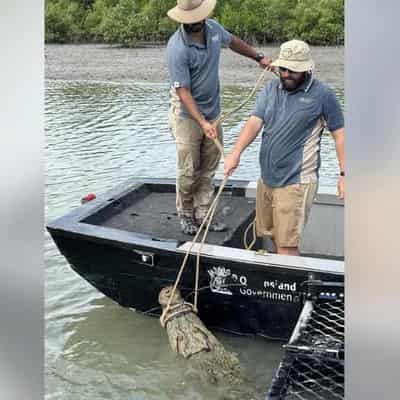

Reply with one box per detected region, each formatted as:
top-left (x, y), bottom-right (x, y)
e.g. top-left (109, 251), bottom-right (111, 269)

top-left (84, 191), bottom-right (256, 247)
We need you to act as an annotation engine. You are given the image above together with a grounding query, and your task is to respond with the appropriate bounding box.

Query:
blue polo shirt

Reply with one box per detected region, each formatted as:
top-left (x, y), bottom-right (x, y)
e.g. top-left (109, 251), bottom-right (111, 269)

top-left (252, 76), bottom-right (344, 187)
top-left (167, 19), bottom-right (232, 120)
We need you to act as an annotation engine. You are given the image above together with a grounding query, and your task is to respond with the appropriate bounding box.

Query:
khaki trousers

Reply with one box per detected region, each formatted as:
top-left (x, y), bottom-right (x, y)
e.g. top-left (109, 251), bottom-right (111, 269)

top-left (169, 109), bottom-right (223, 219)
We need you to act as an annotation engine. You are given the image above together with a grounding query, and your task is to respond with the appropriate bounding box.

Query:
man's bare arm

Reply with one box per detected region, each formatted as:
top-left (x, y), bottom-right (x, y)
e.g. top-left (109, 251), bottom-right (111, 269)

top-left (331, 127), bottom-right (345, 199)
top-left (176, 87), bottom-right (217, 139)
top-left (229, 35), bottom-right (271, 68)
top-left (224, 116), bottom-right (264, 176)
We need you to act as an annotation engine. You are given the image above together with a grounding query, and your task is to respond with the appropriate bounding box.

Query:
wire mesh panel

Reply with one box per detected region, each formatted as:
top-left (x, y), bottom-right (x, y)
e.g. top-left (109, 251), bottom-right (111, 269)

top-left (267, 282), bottom-right (344, 400)
top-left (274, 355), bottom-right (344, 399)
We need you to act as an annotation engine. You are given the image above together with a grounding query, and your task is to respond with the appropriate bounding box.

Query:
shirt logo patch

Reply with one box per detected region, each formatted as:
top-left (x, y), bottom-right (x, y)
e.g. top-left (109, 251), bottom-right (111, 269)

top-left (299, 97), bottom-right (313, 104)
top-left (212, 35), bottom-right (219, 42)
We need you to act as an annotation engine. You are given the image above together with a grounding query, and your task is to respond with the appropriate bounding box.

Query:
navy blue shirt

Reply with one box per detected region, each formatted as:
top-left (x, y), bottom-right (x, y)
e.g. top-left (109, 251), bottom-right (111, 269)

top-left (252, 76), bottom-right (344, 187)
top-left (167, 19), bottom-right (232, 120)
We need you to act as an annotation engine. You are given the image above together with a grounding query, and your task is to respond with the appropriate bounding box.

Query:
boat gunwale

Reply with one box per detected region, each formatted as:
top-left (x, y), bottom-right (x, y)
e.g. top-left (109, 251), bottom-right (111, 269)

top-left (177, 242), bottom-right (344, 276)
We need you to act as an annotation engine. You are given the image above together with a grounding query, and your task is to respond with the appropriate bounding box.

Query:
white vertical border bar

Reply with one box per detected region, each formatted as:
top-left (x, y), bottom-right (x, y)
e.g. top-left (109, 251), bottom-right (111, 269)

top-left (0, 1), bottom-right (44, 399)
top-left (346, 1), bottom-right (400, 399)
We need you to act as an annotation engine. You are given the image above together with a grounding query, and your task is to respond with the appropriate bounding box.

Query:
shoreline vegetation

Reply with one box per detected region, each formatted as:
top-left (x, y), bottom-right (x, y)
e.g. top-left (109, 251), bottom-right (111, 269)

top-left (46, 0), bottom-right (344, 47)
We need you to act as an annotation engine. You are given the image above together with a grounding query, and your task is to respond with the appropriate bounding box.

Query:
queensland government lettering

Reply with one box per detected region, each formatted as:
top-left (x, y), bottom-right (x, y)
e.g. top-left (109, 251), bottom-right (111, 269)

top-left (239, 288), bottom-right (299, 303)
top-left (208, 266), bottom-right (299, 303)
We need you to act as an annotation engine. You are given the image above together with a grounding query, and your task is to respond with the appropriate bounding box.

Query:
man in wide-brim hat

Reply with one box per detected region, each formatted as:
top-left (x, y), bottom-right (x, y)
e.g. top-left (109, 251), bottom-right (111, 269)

top-left (225, 39), bottom-right (345, 256)
top-left (166, 0), bottom-right (272, 235)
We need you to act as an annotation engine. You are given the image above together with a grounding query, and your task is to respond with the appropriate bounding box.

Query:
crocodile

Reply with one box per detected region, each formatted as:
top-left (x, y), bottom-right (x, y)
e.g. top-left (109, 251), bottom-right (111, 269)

top-left (159, 286), bottom-right (243, 386)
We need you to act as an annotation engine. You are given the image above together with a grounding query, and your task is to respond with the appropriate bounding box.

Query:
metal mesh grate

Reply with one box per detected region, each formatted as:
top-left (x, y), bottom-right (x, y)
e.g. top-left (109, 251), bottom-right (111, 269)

top-left (288, 298), bottom-right (344, 360)
top-left (276, 355), bottom-right (344, 399)
top-left (267, 282), bottom-right (344, 400)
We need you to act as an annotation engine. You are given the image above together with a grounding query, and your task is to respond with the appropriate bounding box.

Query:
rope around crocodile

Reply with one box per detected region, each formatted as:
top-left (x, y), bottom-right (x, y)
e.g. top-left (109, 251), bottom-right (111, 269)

top-left (160, 67), bottom-right (277, 328)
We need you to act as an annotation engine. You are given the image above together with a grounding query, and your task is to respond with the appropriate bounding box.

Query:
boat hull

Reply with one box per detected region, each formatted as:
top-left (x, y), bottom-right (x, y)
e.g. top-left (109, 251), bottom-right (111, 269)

top-left (47, 178), bottom-right (344, 340)
top-left (50, 232), bottom-right (342, 340)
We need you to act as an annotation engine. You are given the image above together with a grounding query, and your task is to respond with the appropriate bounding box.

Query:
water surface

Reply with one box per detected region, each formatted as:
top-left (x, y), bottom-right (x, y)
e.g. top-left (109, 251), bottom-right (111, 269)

top-left (45, 76), bottom-right (344, 399)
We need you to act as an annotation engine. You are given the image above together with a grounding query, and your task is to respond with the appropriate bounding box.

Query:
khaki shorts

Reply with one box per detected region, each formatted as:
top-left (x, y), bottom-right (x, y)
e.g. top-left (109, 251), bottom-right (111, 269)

top-left (255, 179), bottom-right (318, 247)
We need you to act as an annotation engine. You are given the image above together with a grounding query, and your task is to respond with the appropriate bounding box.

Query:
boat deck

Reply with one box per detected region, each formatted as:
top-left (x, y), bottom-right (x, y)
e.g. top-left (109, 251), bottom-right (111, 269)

top-left (83, 187), bottom-right (256, 246)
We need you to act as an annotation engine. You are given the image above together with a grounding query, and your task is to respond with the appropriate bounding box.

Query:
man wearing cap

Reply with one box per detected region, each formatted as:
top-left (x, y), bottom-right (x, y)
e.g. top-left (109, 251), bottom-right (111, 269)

top-left (167, 0), bottom-right (271, 235)
top-left (224, 40), bottom-right (344, 256)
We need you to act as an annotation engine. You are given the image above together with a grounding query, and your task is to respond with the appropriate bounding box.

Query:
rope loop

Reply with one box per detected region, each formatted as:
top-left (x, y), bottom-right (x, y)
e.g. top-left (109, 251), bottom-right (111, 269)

top-left (160, 301), bottom-right (196, 328)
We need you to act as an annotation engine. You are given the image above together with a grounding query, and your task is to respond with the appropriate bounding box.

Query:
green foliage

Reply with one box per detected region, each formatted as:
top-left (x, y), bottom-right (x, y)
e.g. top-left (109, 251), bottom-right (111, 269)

top-left (286, 0), bottom-right (344, 44)
top-left (45, 0), bottom-right (344, 46)
top-left (97, 0), bottom-right (142, 46)
top-left (218, 0), bottom-right (342, 44)
top-left (218, 0), bottom-right (297, 43)
top-left (259, 0), bottom-right (298, 42)
top-left (83, 0), bottom-right (177, 45)
top-left (140, 0), bottom-right (177, 38)
top-left (45, 0), bottom-right (87, 42)
top-left (83, 0), bottom-right (118, 37)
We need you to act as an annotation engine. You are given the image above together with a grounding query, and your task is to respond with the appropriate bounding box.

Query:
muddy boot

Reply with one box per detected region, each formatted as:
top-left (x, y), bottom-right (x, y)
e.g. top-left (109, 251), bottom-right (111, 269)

top-left (180, 215), bottom-right (198, 235)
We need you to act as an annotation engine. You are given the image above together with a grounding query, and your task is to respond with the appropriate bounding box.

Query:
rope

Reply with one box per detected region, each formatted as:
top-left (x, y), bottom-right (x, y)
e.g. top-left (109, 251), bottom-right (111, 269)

top-left (161, 302), bottom-right (196, 327)
top-left (160, 67), bottom-right (276, 328)
top-left (160, 173), bottom-right (228, 327)
top-left (243, 217), bottom-right (257, 250)
top-left (214, 68), bottom-right (278, 126)
top-left (194, 174), bottom-right (228, 310)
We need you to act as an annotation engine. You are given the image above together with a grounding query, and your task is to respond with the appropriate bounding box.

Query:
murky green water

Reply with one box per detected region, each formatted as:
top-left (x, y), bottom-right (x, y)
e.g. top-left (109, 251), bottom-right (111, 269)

top-left (45, 77), bottom-right (343, 399)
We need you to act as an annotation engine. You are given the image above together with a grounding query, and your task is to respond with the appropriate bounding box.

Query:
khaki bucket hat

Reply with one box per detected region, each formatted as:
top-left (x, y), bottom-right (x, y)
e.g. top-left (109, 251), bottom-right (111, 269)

top-left (167, 0), bottom-right (216, 24)
top-left (271, 40), bottom-right (315, 72)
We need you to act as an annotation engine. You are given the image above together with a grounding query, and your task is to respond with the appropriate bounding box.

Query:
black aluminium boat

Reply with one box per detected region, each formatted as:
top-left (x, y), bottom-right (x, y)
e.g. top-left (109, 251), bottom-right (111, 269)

top-left (47, 178), bottom-right (344, 340)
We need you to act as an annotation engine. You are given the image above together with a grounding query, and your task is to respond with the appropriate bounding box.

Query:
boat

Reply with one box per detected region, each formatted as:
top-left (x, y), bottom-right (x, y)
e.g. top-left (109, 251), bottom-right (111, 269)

top-left (47, 178), bottom-right (344, 340)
